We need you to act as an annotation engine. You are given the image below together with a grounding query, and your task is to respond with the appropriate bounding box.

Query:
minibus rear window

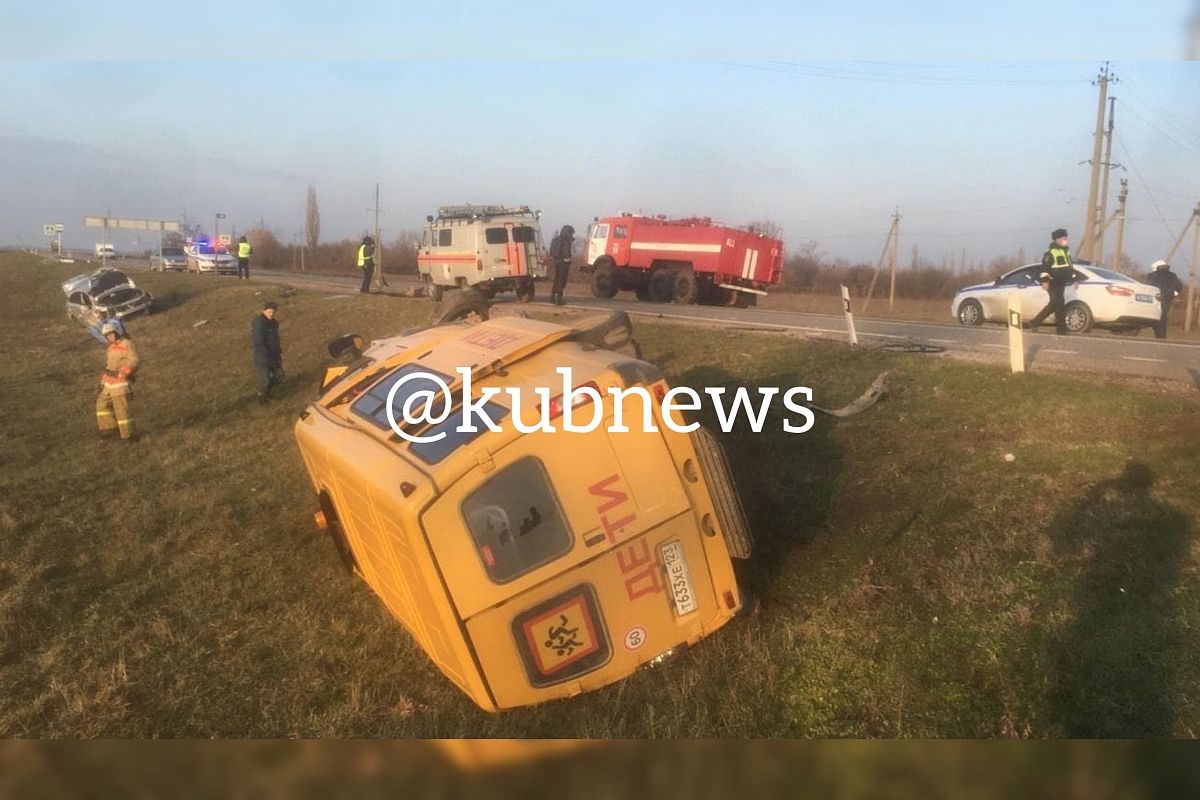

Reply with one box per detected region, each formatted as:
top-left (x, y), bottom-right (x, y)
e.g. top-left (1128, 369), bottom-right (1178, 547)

top-left (350, 364), bottom-right (452, 431)
top-left (512, 226), bottom-right (536, 243)
top-left (485, 227), bottom-right (509, 244)
top-left (462, 458), bottom-right (573, 583)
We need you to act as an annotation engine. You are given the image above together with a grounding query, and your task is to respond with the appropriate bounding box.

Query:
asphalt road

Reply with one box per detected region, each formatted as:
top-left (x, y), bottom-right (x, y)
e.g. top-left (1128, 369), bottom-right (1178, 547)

top-left (117, 262), bottom-right (1200, 385)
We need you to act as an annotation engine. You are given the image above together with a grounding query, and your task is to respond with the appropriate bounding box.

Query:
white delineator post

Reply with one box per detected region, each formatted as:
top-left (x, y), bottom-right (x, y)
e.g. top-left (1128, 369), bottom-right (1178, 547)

top-left (841, 284), bottom-right (858, 346)
top-left (1008, 293), bottom-right (1025, 373)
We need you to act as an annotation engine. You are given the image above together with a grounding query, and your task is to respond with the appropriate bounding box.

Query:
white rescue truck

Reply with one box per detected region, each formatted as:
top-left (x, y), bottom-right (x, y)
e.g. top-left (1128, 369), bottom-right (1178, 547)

top-left (417, 205), bottom-right (547, 302)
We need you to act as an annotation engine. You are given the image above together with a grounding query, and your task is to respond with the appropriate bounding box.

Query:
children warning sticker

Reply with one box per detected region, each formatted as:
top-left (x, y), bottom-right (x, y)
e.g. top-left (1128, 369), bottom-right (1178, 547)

top-left (513, 585), bottom-right (611, 687)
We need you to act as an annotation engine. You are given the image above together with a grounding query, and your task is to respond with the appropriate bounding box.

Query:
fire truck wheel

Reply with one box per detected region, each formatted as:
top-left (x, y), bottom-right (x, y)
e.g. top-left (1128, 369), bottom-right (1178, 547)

top-left (672, 270), bottom-right (699, 305)
top-left (635, 285), bottom-right (652, 301)
top-left (590, 262), bottom-right (619, 299)
top-left (648, 269), bottom-right (675, 303)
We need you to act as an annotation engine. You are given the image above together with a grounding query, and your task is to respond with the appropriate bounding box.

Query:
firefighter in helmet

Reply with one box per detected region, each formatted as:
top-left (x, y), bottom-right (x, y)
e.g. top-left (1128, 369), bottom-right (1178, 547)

top-left (96, 321), bottom-right (140, 441)
top-left (548, 224), bottom-right (575, 306)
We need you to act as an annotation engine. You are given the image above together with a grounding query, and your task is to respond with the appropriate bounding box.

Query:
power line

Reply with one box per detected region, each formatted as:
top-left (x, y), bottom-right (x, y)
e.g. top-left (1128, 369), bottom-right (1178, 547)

top-left (1115, 134), bottom-right (1178, 241)
top-left (713, 60), bottom-right (1088, 87)
top-left (1117, 94), bottom-right (1200, 158)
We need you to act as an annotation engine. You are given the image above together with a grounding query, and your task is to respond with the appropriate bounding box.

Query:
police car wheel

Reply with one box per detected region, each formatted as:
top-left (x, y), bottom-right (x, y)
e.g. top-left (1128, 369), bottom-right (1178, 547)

top-left (1063, 302), bottom-right (1093, 333)
top-left (957, 299), bottom-right (983, 326)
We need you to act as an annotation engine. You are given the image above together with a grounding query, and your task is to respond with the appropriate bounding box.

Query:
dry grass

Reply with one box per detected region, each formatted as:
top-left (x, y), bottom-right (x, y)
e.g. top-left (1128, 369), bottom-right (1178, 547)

top-left (1, 252), bottom-right (1198, 737)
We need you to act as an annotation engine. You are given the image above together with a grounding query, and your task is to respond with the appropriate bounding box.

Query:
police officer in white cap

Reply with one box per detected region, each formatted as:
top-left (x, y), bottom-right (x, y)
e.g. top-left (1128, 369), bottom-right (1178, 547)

top-left (1144, 260), bottom-right (1183, 339)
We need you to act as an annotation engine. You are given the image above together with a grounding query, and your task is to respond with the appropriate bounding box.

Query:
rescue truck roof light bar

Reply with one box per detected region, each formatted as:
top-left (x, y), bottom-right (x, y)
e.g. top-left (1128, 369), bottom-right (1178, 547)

top-left (436, 204), bottom-right (536, 221)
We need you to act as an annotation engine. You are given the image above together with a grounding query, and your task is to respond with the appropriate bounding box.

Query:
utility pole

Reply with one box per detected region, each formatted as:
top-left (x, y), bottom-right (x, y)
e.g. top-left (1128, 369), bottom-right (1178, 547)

top-left (1079, 62), bottom-right (1115, 262)
top-left (372, 183), bottom-right (388, 290)
top-left (960, 247), bottom-right (966, 275)
top-left (1163, 204), bottom-right (1200, 331)
top-left (1094, 95), bottom-right (1119, 265)
top-left (1191, 212), bottom-right (1200, 332)
top-left (889, 209), bottom-right (900, 310)
top-left (861, 211), bottom-right (900, 313)
top-left (911, 243), bottom-right (919, 271)
top-left (1111, 180), bottom-right (1129, 273)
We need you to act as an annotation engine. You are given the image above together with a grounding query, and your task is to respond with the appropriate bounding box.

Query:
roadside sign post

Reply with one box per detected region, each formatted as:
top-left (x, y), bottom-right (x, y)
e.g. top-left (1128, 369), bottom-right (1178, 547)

top-left (85, 216), bottom-right (180, 267)
top-left (1008, 294), bottom-right (1025, 373)
top-left (56, 224), bottom-right (63, 257)
top-left (42, 224), bottom-right (56, 254)
top-left (841, 284), bottom-right (858, 346)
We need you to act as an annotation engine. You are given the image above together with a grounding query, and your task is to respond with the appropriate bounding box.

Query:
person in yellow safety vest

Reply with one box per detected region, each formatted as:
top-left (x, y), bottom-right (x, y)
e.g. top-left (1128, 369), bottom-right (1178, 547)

top-left (96, 321), bottom-right (140, 442)
top-left (357, 235), bottom-right (375, 294)
top-left (1028, 227), bottom-right (1084, 335)
top-left (237, 235), bottom-right (252, 280)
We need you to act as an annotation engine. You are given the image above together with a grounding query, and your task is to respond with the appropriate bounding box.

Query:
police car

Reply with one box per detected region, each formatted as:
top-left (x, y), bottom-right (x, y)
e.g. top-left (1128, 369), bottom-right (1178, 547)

top-left (951, 264), bottom-right (1162, 334)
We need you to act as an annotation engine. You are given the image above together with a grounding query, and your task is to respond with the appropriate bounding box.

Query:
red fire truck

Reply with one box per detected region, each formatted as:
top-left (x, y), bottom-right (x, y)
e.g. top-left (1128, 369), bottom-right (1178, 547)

top-left (582, 214), bottom-right (784, 306)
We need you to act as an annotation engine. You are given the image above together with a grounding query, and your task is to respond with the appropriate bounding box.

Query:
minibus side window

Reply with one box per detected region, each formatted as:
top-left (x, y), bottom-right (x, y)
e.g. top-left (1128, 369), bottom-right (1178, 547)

top-left (485, 227), bottom-right (509, 245)
top-left (461, 457), bottom-right (573, 583)
top-left (350, 364), bottom-right (451, 430)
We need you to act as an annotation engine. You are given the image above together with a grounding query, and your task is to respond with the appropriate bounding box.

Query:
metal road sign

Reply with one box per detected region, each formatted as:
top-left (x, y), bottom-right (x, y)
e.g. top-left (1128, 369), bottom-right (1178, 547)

top-left (43, 224), bottom-right (56, 236)
top-left (84, 216), bottom-right (180, 232)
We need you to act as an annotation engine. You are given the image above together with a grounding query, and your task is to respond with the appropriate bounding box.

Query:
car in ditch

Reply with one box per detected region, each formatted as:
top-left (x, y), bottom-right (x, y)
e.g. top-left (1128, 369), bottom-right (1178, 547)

top-left (951, 263), bottom-right (1162, 334)
top-left (62, 268), bottom-right (153, 327)
top-left (294, 304), bottom-right (752, 711)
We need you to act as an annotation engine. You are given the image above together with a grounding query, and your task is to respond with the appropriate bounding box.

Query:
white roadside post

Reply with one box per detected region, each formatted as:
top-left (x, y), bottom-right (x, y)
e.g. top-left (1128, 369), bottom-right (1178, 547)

top-left (841, 284), bottom-right (858, 346)
top-left (1008, 293), bottom-right (1025, 373)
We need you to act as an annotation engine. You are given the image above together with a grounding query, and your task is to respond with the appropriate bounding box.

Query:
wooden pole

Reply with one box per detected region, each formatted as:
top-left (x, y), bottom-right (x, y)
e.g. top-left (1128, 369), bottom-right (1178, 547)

top-left (1095, 95), bottom-right (1116, 265)
top-left (1079, 62), bottom-right (1111, 262)
top-left (1187, 213), bottom-right (1199, 333)
top-left (1111, 180), bottom-right (1128, 273)
top-left (862, 215), bottom-right (898, 313)
top-left (889, 210), bottom-right (900, 311)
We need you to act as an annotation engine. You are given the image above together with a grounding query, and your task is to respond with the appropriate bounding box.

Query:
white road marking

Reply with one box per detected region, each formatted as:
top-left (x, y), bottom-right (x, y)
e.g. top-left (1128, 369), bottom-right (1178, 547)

top-left (929, 338), bottom-right (955, 344)
top-left (1042, 349), bottom-right (1077, 354)
top-left (982, 344), bottom-right (1007, 349)
top-left (1121, 356), bottom-right (1167, 363)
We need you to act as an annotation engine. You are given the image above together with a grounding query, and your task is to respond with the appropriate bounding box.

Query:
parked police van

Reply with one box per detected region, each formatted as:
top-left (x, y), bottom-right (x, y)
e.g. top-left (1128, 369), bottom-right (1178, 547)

top-left (418, 205), bottom-right (547, 302)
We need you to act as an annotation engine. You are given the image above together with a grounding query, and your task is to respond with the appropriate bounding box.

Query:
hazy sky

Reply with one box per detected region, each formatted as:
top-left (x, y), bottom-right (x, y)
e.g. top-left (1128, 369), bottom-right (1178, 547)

top-left (2, 2), bottom-right (1198, 269)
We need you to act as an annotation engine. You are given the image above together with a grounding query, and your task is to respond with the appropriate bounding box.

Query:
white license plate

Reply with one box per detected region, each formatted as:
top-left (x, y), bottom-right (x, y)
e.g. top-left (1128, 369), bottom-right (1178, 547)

top-left (659, 540), bottom-right (698, 616)
top-left (1136, 293), bottom-right (1153, 303)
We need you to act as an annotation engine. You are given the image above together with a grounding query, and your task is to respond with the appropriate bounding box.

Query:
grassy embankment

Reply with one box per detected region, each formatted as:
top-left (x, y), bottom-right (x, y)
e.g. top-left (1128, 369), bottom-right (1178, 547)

top-left (1, 252), bottom-right (1197, 736)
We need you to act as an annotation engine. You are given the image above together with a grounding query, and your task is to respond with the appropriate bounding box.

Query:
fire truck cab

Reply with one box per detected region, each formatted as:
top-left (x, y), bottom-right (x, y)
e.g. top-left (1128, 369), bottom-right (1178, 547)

top-left (294, 310), bottom-right (752, 712)
top-left (418, 205), bottom-right (547, 303)
top-left (584, 214), bottom-right (783, 307)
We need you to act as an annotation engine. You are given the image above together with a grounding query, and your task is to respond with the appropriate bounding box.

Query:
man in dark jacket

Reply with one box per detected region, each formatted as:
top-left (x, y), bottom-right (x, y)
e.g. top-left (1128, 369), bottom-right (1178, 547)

top-left (1144, 259), bottom-right (1184, 339)
top-left (1029, 228), bottom-right (1085, 335)
top-left (251, 301), bottom-right (284, 403)
top-left (548, 225), bottom-right (574, 306)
